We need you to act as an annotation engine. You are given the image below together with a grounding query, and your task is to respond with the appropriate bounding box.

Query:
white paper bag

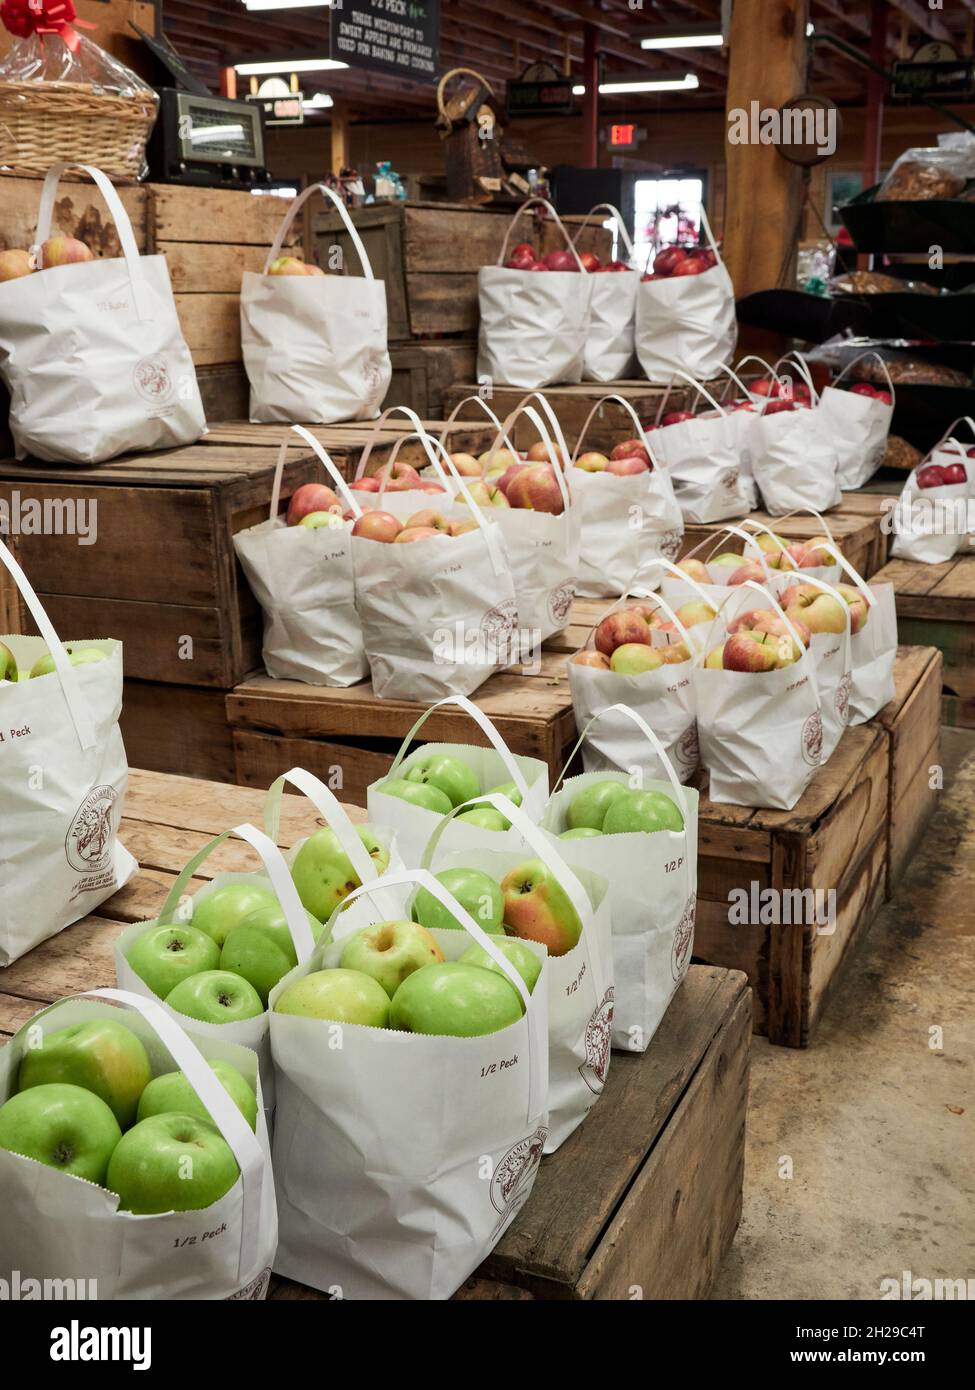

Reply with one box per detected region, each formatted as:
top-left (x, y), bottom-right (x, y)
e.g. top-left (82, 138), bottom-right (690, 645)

top-left (571, 203), bottom-right (638, 382)
top-left (0, 164), bottom-right (205, 464)
top-left (819, 552), bottom-right (898, 725)
top-left (635, 208), bottom-right (737, 382)
top-left (477, 198), bottom-right (594, 390)
top-left (542, 706), bottom-right (698, 1053)
top-left (242, 183), bottom-right (392, 425)
top-left (0, 543), bottom-right (136, 966)
top-left (366, 696), bottom-right (550, 864)
top-left (270, 869), bottom-right (549, 1300)
top-left (570, 394), bottom-right (683, 598)
top-left (891, 420), bottom-right (974, 564)
top-left (0, 989), bottom-right (277, 1300)
top-left (649, 371), bottom-right (753, 523)
top-left (774, 573), bottom-right (852, 764)
top-left (749, 355), bottom-right (842, 516)
top-left (817, 354), bottom-right (895, 491)
top-left (708, 362), bottom-right (763, 510)
top-left (233, 426), bottom-right (368, 686)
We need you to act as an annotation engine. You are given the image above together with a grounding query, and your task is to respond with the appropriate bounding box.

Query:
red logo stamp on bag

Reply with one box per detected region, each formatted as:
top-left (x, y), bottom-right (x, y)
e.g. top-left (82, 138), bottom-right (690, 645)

top-left (579, 988), bottom-right (614, 1094)
top-left (133, 356), bottom-right (174, 405)
top-left (65, 785), bottom-right (118, 874)
top-left (677, 719), bottom-right (700, 771)
top-left (548, 584), bottom-right (574, 626)
top-left (226, 1268), bottom-right (272, 1300)
top-left (835, 672), bottom-right (852, 725)
top-left (490, 1128), bottom-right (547, 1218)
top-left (802, 710), bottom-right (824, 766)
top-left (722, 468), bottom-right (741, 493)
top-left (672, 895), bottom-right (696, 982)
top-left (659, 529), bottom-right (683, 561)
top-left (480, 599), bottom-right (517, 642)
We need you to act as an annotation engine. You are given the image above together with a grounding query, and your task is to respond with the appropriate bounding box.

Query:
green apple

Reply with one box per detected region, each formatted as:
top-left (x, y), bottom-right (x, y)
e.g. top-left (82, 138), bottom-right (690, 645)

top-left (136, 1060), bottom-right (257, 1132)
top-left (241, 902), bottom-right (324, 943)
top-left (0, 640), bottom-right (17, 681)
top-left (0, 1083), bottom-right (121, 1185)
top-left (404, 754), bottom-right (480, 808)
top-left (339, 920), bottom-right (444, 999)
top-left (274, 969), bottom-right (390, 1028)
top-left (413, 867), bottom-right (504, 935)
top-left (501, 859), bottom-right (583, 958)
top-left (107, 1113), bottom-right (239, 1214)
top-left (28, 646), bottom-right (108, 679)
top-left (459, 938), bottom-right (541, 997)
top-left (165, 971), bottom-right (265, 1025)
top-left (220, 921), bottom-right (299, 1007)
top-left (567, 779), bottom-right (630, 832)
top-left (375, 778), bottom-right (453, 816)
top-left (710, 552), bottom-right (743, 568)
top-left (471, 781), bottom-right (524, 829)
top-left (186, 882), bottom-right (280, 950)
top-left (602, 788), bottom-right (684, 835)
top-left (291, 826), bottom-right (391, 922)
top-left (455, 807), bottom-right (507, 833)
top-left (560, 827), bottom-right (603, 841)
top-left (18, 1018), bottom-right (152, 1130)
top-left (389, 962), bottom-right (522, 1038)
top-left (127, 923), bottom-right (220, 1001)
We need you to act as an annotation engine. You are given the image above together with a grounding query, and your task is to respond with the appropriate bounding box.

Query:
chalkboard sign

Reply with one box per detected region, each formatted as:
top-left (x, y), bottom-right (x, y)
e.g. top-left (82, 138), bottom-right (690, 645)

top-left (893, 58), bottom-right (975, 102)
top-left (508, 78), bottom-right (575, 117)
top-left (331, 0), bottom-right (440, 81)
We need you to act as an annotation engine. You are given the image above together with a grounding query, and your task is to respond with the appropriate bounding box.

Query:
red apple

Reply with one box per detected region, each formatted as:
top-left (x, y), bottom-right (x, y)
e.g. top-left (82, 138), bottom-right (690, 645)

top-left (607, 260), bottom-right (631, 272)
top-left (0, 249), bottom-right (34, 282)
top-left (728, 560), bottom-right (768, 586)
top-left (350, 477), bottom-right (381, 493)
top-left (595, 610), bottom-right (651, 658)
top-left (764, 400), bottom-right (798, 415)
top-left (526, 440), bottom-right (567, 468)
top-left (611, 440), bottom-right (649, 463)
top-left (352, 511), bottom-right (402, 543)
top-left (723, 632), bottom-right (781, 673)
top-left (506, 465), bottom-right (565, 515)
top-left (417, 483), bottom-right (447, 494)
top-left (662, 411), bottom-right (696, 427)
top-left (578, 251), bottom-right (602, 273)
top-left (850, 383), bottom-right (876, 398)
top-left (606, 455), bottom-right (650, 476)
top-left (286, 482), bottom-right (340, 527)
top-left (529, 262), bottom-right (550, 272)
top-left (672, 256), bottom-right (709, 277)
top-left (513, 243), bottom-right (536, 260)
top-left (874, 389), bottom-right (893, 405)
top-left (449, 453), bottom-right (482, 478)
top-left (543, 250), bottom-right (579, 273)
top-left (405, 509), bottom-right (450, 533)
top-left (942, 463), bottom-right (967, 486)
top-left (575, 451), bottom-right (610, 474)
top-left (394, 526), bottom-right (440, 544)
top-left (653, 247), bottom-right (687, 276)
top-left (916, 465), bottom-right (946, 489)
top-left (376, 461), bottom-right (422, 492)
top-left (571, 651), bottom-right (611, 671)
top-left (40, 236), bottom-right (94, 268)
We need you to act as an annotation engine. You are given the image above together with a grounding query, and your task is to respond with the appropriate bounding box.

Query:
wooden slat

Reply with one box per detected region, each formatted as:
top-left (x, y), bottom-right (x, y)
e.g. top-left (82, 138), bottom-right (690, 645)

top-left (175, 293), bottom-right (242, 367)
top-left (233, 730), bottom-right (395, 809)
top-left (160, 241), bottom-right (268, 293)
top-left (121, 683), bottom-right (239, 785)
top-left (149, 186), bottom-right (298, 248)
top-left (805, 830), bottom-right (888, 1044)
top-left (0, 177), bottom-right (149, 256)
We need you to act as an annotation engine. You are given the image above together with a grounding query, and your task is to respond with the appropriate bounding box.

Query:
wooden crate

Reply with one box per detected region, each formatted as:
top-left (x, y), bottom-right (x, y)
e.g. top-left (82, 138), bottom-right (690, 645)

top-left (388, 341), bottom-right (478, 418)
top-left (870, 555), bottom-right (975, 722)
top-left (874, 647), bottom-right (943, 895)
top-left (311, 202), bottom-right (613, 343)
top-left (228, 654), bottom-right (577, 806)
top-left (121, 682), bottom-right (237, 786)
top-left (693, 724), bottom-right (890, 1048)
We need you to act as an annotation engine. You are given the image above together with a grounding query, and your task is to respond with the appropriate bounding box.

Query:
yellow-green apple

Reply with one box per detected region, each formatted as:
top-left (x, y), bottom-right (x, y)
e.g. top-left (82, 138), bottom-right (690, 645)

top-left (449, 452), bottom-right (483, 477)
top-left (723, 631), bottom-right (783, 672)
top-left (602, 788), bottom-right (685, 834)
top-left (675, 600), bottom-right (717, 628)
top-left (478, 448), bottom-right (519, 475)
top-left (704, 644), bottom-right (726, 669)
top-left (40, 237), bottom-right (93, 268)
top-left (107, 1114), bottom-right (239, 1214)
top-left (501, 859), bottom-right (583, 957)
top-left (29, 646), bottom-right (107, 679)
top-left (571, 650), bottom-right (611, 670)
top-left (128, 923), bottom-right (220, 1000)
top-left (339, 920), bottom-right (444, 999)
top-left (352, 511), bottom-right (402, 543)
top-left (575, 451), bottom-right (609, 473)
top-left (456, 807), bottom-right (507, 832)
top-left (18, 1018), bottom-right (152, 1129)
top-left (287, 482), bottom-right (340, 526)
top-left (610, 644), bottom-right (664, 675)
top-left (299, 511), bottom-right (346, 531)
top-left (165, 971), bottom-right (265, 1024)
top-left (459, 937), bottom-right (541, 995)
top-left (291, 824), bottom-right (391, 921)
top-left (0, 248), bottom-right (33, 281)
top-left (274, 968), bottom-right (390, 1026)
top-left (405, 753), bottom-right (479, 807)
top-left (835, 584), bottom-right (869, 633)
top-left (611, 440), bottom-right (651, 466)
top-left (394, 526), bottom-right (441, 544)
top-left (567, 779), bottom-right (629, 831)
top-left (457, 480), bottom-right (510, 508)
top-left (186, 881), bottom-right (280, 951)
top-left (595, 609), bottom-right (651, 657)
top-left (710, 553), bottom-right (743, 568)
top-left (405, 509), bottom-right (450, 533)
top-left (413, 866), bottom-right (505, 934)
top-left (389, 962), bottom-right (523, 1036)
top-left (268, 256), bottom-right (308, 276)
top-left (560, 826), bottom-right (602, 840)
top-left (449, 518), bottom-right (479, 537)
top-left (754, 532), bottom-right (789, 560)
top-left (606, 455), bottom-right (650, 476)
top-left (137, 1060), bottom-right (257, 1132)
top-left (660, 641), bottom-right (691, 664)
top-left (782, 584), bottom-right (849, 635)
top-left (507, 465), bottom-right (565, 515)
top-left (728, 560), bottom-right (768, 586)
top-left (803, 535), bottom-right (842, 565)
top-left (0, 640), bottom-right (17, 680)
top-left (375, 778), bottom-right (452, 816)
top-left (376, 461), bottom-right (422, 492)
top-left (0, 1083), bottom-right (121, 1185)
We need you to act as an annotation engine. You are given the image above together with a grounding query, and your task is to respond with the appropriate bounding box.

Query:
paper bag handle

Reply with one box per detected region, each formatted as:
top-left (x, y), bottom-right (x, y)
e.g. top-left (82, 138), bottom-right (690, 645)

top-left (385, 695), bottom-right (533, 804)
top-left (570, 203), bottom-right (636, 262)
top-left (829, 351), bottom-right (897, 403)
top-left (263, 767), bottom-right (379, 888)
top-left (353, 406), bottom-right (452, 489)
top-left (263, 182), bottom-right (374, 279)
top-left (570, 394), bottom-right (663, 471)
top-left (268, 425), bottom-right (362, 522)
top-left (485, 402), bottom-right (572, 510)
top-left (438, 394), bottom-right (519, 461)
top-left (497, 198), bottom-right (585, 271)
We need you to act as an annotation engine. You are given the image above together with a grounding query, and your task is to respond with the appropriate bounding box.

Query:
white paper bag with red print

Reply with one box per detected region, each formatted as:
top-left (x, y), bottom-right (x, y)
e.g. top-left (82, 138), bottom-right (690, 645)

top-left (350, 405), bottom-right (459, 519)
top-left (242, 183), bottom-right (392, 425)
top-left (817, 353), bottom-right (895, 491)
top-left (708, 362), bottom-right (764, 510)
top-left (0, 164), bottom-right (205, 464)
top-left (695, 582), bottom-right (825, 809)
top-left (233, 426), bottom-right (368, 686)
top-left (570, 395), bottom-right (683, 598)
top-left (270, 869), bottom-right (549, 1301)
top-left (425, 796), bottom-right (613, 1154)
top-left (814, 552), bottom-right (898, 725)
top-left (891, 419), bottom-right (974, 564)
top-left (571, 203), bottom-right (638, 382)
top-left (776, 574), bottom-right (852, 764)
top-left (0, 989), bottom-right (277, 1300)
top-left (635, 208), bottom-right (737, 382)
top-left (649, 371), bottom-right (753, 523)
top-left (541, 707), bottom-right (698, 1053)
top-left (478, 199), bottom-right (594, 390)
top-left (0, 542), bottom-right (136, 967)
top-left (749, 356), bottom-right (842, 516)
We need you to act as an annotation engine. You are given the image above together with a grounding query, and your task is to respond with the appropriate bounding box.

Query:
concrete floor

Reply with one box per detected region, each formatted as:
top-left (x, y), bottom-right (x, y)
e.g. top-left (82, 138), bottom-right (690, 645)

top-left (712, 729), bottom-right (975, 1300)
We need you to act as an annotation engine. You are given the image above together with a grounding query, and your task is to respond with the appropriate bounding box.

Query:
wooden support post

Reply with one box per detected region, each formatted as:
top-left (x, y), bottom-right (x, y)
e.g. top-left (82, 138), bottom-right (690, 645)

top-left (724, 0), bottom-right (810, 357)
top-left (220, 67), bottom-right (238, 100)
top-left (331, 103), bottom-right (350, 177)
top-left (582, 23), bottom-right (600, 168)
top-left (863, 0), bottom-right (887, 190)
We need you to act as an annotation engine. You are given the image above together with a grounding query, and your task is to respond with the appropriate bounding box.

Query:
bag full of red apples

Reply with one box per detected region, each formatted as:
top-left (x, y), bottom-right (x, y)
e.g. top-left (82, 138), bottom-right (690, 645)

top-left (890, 418), bottom-right (975, 565)
top-left (567, 575), bottom-right (703, 784)
top-left (635, 208), bottom-right (737, 382)
top-left (268, 868), bottom-right (549, 1300)
top-left (233, 426), bottom-right (368, 687)
top-left (541, 706), bottom-right (698, 1054)
top-left (349, 405), bottom-right (460, 519)
top-left (647, 370), bottom-right (754, 523)
top-left (0, 541), bottom-right (136, 967)
top-left (571, 203), bottom-right (639, 382)
top-left (570, 395), bottom-right (683, 598)
top-left (241, 182), bottom-right (392, 425)
top-left (424, 795), bottom-right (614, 1154)
top-left (0, 988), bottom-right (277, 1300)
top-left (748, 356), bottom-right (842, 516)
top-left (0, 163), bottom-right (205, 464)
top-left (817, 352), bottom-right (895, 491)
top-left (695, 581), bottom-right (825, 810)
top-left (477, 197), bottom-right (594, 390)
top-left (367, 696), bottom-right (550, 864)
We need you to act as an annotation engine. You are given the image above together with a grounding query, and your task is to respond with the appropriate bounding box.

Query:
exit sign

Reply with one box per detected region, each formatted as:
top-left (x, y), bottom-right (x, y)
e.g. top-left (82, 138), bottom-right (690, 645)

top-left (605, 124), bottom-right (644, 151)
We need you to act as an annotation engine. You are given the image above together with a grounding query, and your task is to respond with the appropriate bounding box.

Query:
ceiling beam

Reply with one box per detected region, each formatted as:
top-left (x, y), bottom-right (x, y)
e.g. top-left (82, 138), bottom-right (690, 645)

top-left (885, 0), bottom-right (953, 44)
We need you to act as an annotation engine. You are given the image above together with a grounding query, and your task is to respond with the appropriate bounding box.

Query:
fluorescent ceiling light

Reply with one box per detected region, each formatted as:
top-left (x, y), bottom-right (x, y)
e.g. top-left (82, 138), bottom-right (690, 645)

top-left (573, 75), bottom-right (700, 95)
top-left (304, 92), bottom-right (334, 110)
top-left (235, 58), bottom-right (348, 74)
top-left (641, 33), bottom-right (723, 50)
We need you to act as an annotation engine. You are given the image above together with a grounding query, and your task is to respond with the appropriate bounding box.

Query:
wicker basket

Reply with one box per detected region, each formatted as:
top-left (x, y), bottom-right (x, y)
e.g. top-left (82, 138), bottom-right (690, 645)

top-left (0, 80), bottom-right (156, 182)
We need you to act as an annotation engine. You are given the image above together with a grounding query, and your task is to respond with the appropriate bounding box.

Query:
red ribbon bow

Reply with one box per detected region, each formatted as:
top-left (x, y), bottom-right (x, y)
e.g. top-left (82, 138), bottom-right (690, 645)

top-left (1, 0), bottom-right (95, 53)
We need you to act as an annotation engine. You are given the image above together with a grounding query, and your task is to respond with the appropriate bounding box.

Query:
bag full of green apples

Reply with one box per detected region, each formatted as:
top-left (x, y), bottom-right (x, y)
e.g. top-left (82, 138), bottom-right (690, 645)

top-left (0, 540), bottom-right (137, 967)
top-left (268, 869), bottom-right (549, 1300)
top-left (424, 793), bottom-right (614, 1153)
top-left (366, 696), bottom-right (550, 863)
top-left (0, 988), bottom-right (277, 1300)
top-left (541, 705), bottom-right (699, 1054)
